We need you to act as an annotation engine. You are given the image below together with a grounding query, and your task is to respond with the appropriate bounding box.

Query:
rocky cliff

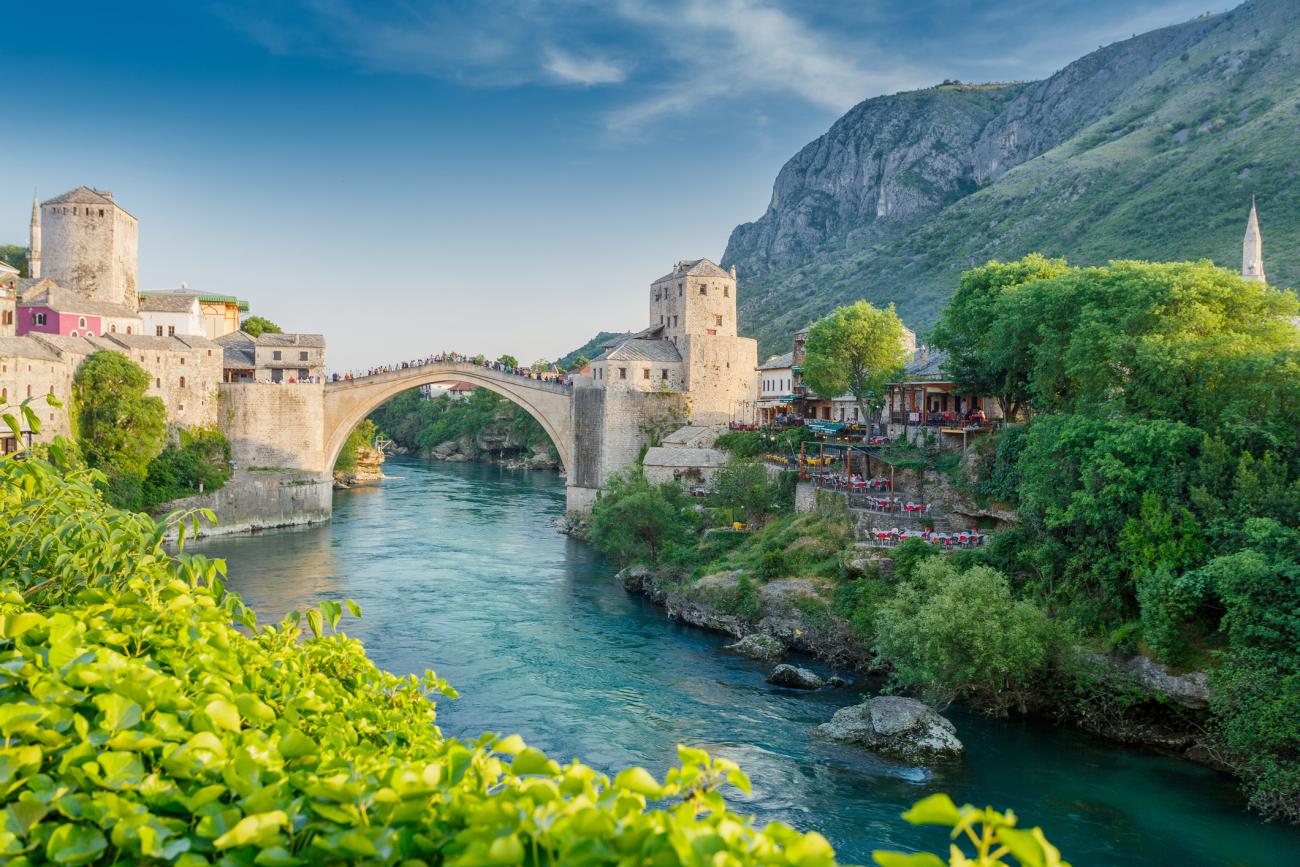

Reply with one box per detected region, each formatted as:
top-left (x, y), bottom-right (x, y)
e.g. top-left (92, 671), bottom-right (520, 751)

top-left (724, 0), bottom-right (1300, 351)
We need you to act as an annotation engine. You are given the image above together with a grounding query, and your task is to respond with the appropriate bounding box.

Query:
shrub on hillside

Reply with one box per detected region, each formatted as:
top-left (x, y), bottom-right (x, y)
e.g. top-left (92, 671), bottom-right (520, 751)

top-left (874, 558), bottom-right (1058, 714)
top-left (141, 426), bottom-right (233, 509)
top-left (590, 470), bottom-right (700, 566)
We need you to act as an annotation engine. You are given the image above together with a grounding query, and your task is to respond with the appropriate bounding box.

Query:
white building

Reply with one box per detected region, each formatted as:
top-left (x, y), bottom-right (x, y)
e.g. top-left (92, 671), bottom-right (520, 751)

top-left (756, 351), bottom-right (794, 424)
top-left (139, 293), bottom-right (204, 337)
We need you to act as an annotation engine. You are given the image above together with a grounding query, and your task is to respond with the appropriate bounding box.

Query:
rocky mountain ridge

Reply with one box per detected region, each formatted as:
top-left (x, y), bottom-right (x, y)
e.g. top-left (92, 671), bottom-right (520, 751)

top-left (724, 0), bottom-right (1300, 351)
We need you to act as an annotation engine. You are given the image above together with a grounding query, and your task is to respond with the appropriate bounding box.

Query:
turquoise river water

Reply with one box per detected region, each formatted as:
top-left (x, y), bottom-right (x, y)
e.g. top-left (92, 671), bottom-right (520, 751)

top-left (196, 456), bottom-right (1300, 866)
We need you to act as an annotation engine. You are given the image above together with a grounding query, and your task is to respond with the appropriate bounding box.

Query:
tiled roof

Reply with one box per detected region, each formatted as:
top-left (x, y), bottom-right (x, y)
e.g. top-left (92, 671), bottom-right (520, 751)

top-left (642, 446), bottom-right (728, 469)
top-left (653, 257), bottom-right (732, 284)
top-left (18, 283), bottom-right (140, 319)
top-left (902, 347), bottom-right (949, 379)
top-left (0, 336), bottom-right (61, 361)
top-left (255, 332), bottom-right (325, 348)
top-left (139, 293), bottom-right (200, 313)
top-left (757, 350), bottom-right (793, 371)
top-left (105, 333), bottom-right (218, 351)
top-left (215, 331), bottom-right (256, 368)
top-left (595, 337), bottom-right (682, 363)
top-left (143, 288), bottom-right (249, 311)
top-left (42, 187), bottom-right (135, 218)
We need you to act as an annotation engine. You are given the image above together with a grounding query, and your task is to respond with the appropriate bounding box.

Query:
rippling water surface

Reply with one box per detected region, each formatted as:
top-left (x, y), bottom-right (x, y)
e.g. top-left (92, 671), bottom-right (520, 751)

top-left (197, 457), bottom-right (1298, 866)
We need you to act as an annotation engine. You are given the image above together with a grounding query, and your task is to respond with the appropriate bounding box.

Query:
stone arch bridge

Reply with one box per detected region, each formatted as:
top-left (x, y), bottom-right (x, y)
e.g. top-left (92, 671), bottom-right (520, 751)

top-left (219, 361), bottom-right (686, 516)
top-left (323, 362), bottom-right (575, 477)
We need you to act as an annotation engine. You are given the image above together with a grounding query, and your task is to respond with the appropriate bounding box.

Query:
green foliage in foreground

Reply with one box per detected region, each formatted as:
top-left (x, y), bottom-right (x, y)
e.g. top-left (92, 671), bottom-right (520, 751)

top-left (590, 469), bottom-right (701, 567)
top-left (0, 444), bottom-right (1073, 866)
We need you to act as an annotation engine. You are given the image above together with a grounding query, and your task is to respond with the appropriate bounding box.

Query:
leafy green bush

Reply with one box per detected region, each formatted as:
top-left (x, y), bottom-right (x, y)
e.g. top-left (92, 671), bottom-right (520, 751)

top-left (142, 427), bottom-right (233, 510)
top-left (590, 470), bottom-right (700, 566)
top-left (333, 419), bottom-right (376, 474)
top-left (709, 460), bottom-right (789, 526)
top-left (874, 559), bottom-right (1058, 714)
top-left (240, 315), bottom-right (282, 337)
top-left (71, 351), bottom-right (167, 507)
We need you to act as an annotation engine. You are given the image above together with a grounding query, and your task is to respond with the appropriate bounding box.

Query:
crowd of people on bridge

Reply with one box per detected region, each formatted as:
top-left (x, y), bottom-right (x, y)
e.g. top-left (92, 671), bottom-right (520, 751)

top-left (326, 352), bottom-right (576, 386)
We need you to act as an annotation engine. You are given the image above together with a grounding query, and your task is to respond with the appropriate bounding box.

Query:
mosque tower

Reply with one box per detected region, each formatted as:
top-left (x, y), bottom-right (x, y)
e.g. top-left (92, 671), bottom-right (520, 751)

top-left (28, 191), bottom-right (40, 279)
top-left (1242, 197), bottom-right (1265, 283)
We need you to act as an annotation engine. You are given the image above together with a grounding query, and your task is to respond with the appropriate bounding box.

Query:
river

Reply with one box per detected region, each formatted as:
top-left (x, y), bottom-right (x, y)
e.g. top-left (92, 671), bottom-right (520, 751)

top-left (196, 456), bottom-right (1298, 866)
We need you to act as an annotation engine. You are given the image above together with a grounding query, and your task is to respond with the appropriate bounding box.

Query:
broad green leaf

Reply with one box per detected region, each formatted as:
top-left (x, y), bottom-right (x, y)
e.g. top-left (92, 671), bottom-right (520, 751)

top-left (212, 810), bottom-right (288, 849)
top-left (45, 823), bottom-right (108, 865)
top-left (204, 699), bottom-right (241, 733)
top-left (92, 693), bottom-right (142, 733)
top-left (614, 767), bottom-right (663, 798)
top-left (872, 852), bottom-right (947, 867)
top-left (901, 793), bottom-right (963, 827)
top-left (510, 747), bottom-right (557, 776)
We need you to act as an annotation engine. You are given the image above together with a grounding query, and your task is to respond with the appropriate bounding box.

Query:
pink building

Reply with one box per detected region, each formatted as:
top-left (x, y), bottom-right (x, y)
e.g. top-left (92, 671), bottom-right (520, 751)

top-left (16, 280), bottom-right (141, 338)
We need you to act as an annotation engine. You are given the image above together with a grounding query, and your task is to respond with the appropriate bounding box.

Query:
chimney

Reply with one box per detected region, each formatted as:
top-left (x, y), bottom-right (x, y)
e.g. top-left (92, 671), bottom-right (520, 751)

top-left (729, 265), bottom-right (737, 278)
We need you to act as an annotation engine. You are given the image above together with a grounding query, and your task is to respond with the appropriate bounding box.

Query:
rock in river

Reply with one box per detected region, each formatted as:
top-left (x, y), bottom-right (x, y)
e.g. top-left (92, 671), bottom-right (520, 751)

top-left (766, 664), bottom-right (825, 690)
top-left (726, 633), bottom-right (786, 661)
top-left (817, 696), bottom-right (963, 763)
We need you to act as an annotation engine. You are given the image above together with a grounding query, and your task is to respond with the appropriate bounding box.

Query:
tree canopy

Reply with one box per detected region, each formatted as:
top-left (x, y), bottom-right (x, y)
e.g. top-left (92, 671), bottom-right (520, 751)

top-left (801, 301), bottom-right (909, 422)
top-left (71, 351), bottom-right (166, 483)
top-left (240, 315), bottom-right (283, 337)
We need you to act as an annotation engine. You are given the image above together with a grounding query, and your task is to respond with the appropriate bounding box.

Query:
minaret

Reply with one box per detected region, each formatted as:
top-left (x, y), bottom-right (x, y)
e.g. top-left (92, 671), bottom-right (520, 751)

top-left (28, 191), bottom-right (41, 279)
top-left (1242, 197), bottom-right (1265, 283)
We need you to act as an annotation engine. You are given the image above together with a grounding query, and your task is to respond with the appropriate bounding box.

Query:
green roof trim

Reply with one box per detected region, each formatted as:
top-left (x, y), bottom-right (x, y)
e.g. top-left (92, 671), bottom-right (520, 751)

top-left (140, 291), bottom-right (250, 311)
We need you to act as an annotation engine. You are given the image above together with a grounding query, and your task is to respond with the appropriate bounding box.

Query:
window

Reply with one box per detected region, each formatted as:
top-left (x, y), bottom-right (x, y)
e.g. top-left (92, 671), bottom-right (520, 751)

top-left (618, 367), bottom-right (627, 379)
top-left (724, 287), bottom-right (729, 298)
top-left (654, 292), bottom-right (660, 301)
top-left (179, 356), bottom-right (185, 365)
top-left (126, 326), bottom-right (132, 334)
top-left (156, 325), bottom-right (164, 336)
top-left (673, 315), bottom-right (678, 327)
top-left (642, 368), bottom-right (650, 379)
top-left (1, 311), bottom-right (10, 326)
top-left (99, 209), bottom-right (104, 217)
top-left (272, 350), bottom-right (282, 360)
top-left (78, 317), bottom-right (86, 328)
top-left (678, 284), bottom-right (682, 296)
top-left (699, 285), bottom-right (707, 295)
top-left (661, 369), bottom-right (668, 380)
top-left (179, 376), bottom-right (186, 388)
top-left (299, 351), bottom-right (308, 361)
top-left (26, 385), bottom-right (31, 398)
top-left (33, 313), bottom-right (46, 326)
top-left (168, 325), bottom-right (175, 336)
top-left (70, 331), bottom-right (78, 337)
top-left (706, 329), bottom-right (716, 336)
top-left (1, 388), bottom-right (5, 402)
top-left (659, 315), bottom-right (664, 324)
top-left (110, 324), bottom-right (116, 333)
top-left (298, 369), bottom-right (309, 380)
top-left (156, 378), bottom-right (160, 388)
top-left (714, 315), bottom-right (722, 326)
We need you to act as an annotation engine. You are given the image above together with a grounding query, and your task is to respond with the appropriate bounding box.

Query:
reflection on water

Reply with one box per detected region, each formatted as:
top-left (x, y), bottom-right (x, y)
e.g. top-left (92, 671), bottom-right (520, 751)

top-left (196, 457), bottom-right (1299, 867)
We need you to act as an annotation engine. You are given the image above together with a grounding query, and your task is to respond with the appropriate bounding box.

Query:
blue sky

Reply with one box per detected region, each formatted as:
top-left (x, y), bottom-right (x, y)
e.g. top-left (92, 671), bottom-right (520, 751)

top-left (2, 0), bottom-right (1238, 369)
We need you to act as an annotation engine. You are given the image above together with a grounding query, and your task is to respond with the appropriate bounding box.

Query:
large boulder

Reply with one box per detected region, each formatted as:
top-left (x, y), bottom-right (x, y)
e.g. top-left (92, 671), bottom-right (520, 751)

top-left (766, 664), bottom-right (825, 690)
top-left (726, 634), bottom-right (787, 661)
top-left (817, 696), bottom-right (963, 763)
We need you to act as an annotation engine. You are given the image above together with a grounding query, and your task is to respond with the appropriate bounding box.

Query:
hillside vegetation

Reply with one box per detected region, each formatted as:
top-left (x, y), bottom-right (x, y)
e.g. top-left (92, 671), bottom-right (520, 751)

top-left (724, 0), bottom-right (1300, 351)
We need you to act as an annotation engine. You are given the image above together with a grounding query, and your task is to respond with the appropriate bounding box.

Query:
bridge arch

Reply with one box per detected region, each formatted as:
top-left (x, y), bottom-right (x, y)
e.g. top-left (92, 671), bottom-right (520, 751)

top-left (321, 363), bottom-right (575, 475)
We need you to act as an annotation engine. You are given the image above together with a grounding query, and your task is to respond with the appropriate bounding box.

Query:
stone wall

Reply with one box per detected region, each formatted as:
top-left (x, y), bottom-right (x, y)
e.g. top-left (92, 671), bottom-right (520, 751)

top-left (219, 381), bottom-right (325, 472)
top-left (40, 203), bottom-right (139, 308)
top-left (163, 469), bottom-right (332, 538)
top-left (680, 333), bottom-right (758, 426)
top-left (0, 339), bottom-right (74, 439)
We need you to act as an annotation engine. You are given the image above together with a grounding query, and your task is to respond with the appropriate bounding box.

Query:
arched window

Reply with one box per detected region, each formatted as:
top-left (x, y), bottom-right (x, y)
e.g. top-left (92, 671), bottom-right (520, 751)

top-left (126, 326), bottom-right (132, 334)
top-left (70, 330), bottom-right (78, 337)
top-left (179, 376), bottom-right (186, 388)
top-left (1, 387), bottom-right (6, 402)
top-left (78, 317), bottom-right (87, 328)
top-left (110, 324), bottom-right (117, 333)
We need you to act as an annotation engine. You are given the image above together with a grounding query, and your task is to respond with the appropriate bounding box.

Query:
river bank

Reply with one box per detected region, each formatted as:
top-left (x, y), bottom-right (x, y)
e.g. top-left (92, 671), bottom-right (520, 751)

top-left (198, 457), bottom-right (1300, 866)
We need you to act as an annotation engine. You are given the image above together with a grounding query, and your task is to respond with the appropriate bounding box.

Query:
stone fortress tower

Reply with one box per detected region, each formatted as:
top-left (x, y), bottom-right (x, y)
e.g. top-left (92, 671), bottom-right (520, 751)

top-left (647, 258), bottom-right (757, 425)
top-left (1242, 197), bottom-right (1265, 283)
top-left (31, 186), bottom-right (139, 308)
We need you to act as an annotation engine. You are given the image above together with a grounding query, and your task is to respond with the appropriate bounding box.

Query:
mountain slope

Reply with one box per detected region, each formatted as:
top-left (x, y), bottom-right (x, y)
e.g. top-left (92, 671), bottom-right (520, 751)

top-left (724, 0), bottom-right (1300, 352)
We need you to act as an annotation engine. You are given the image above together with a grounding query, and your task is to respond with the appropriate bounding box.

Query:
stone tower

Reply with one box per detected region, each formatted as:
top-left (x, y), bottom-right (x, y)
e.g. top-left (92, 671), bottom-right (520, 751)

top-left (648, 258), bottom-right (757, 425)
top-left (28, 192), bottom-right (40, 279)
top-left (1242, 197), bottom-right (1265, 283)
top-left (39, 187), bottom-right (139, 309)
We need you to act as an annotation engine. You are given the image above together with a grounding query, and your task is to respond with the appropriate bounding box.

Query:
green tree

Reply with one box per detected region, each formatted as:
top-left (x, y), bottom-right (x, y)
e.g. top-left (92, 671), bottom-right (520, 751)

top-left (334, 419), bottom-right (377, 473)
top-left (709, 460), bottom-right (780, 525)
top-left (0, 243), bottom-right (28, 276)
top-left (931, 254), bottom-right (1068, 421)
top-left (241, 315), bottom-right (283, 337)
top-left (801, 301), bottom-right (908, 425)
top-left (590, 469), bottom-right (700, 566)
top-left (874, 558), bottom-right (1057, 714)
top-left (496, 354), bottom-right (519, 369)
top-left (71, 351), bottom-right (166, 503)
top-left (141, 426), bottom-right (233, 509)
top-left (568, 353), bottom-right (590, 371)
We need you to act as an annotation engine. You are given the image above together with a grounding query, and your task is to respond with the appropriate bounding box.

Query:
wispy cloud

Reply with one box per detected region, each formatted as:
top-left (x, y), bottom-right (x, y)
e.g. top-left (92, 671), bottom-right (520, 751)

top-left (543, 48), bottom-right (627, 86)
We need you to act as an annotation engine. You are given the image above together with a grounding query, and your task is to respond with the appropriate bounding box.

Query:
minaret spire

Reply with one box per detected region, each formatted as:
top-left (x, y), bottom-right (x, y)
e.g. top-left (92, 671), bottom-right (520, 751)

top-left (1242, 196), bottom-right (1265, 283)
top-left (28, 190), bottom-right (41, 279)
